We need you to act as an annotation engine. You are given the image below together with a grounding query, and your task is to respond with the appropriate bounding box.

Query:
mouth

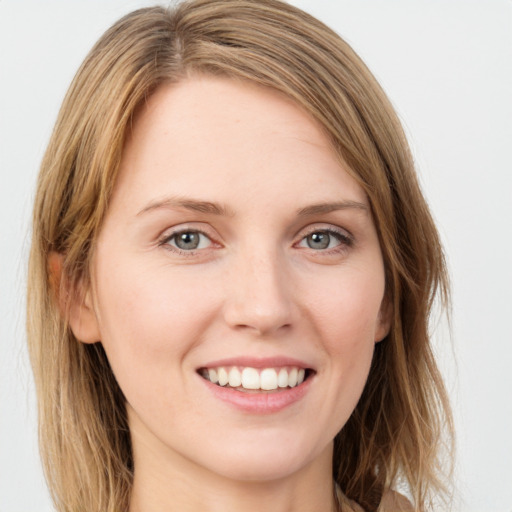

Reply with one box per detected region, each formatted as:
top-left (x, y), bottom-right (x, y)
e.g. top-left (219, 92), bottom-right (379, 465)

top-left (197, 365), bottom-right (315, 393)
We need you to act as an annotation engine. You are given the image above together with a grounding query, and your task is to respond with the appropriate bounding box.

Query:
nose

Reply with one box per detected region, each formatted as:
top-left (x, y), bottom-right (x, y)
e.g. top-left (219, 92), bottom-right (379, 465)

top-left (222, 248), bottom-right (294, 337)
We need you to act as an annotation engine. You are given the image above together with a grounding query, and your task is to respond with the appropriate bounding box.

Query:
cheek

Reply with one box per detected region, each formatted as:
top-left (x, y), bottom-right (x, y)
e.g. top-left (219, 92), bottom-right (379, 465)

top-left (92, 258), bottom-right (220, 397)
top-left (96, 254), bottom-right (214, 337)
top-left (306, 268), bottom-right (385, 349)
top-left (303, 269), bottom-right (383, 417)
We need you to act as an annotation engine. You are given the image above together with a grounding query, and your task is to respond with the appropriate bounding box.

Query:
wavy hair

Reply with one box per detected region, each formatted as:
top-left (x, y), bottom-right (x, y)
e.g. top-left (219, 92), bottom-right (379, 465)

top-left (27, 1), bottom-right (453, 511)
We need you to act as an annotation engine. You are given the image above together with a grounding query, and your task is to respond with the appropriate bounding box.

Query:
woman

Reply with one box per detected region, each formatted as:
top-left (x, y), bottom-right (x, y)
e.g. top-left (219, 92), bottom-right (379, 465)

top-left (27, 1), bottom-right (453, 511)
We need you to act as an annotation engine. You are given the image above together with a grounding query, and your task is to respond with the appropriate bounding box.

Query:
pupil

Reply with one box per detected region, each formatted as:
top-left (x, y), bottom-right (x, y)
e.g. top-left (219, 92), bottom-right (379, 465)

top-left (176, 232), bottom-right (199, 250)
top-left (308, 232), bottom-right (330, 250)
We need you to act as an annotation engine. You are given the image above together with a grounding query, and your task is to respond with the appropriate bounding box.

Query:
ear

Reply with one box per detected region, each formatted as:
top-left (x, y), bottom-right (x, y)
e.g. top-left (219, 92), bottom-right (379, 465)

top-left (48, 252), bottom-right (101, 344)
top-left (375, 293), bottom-right (393, 343)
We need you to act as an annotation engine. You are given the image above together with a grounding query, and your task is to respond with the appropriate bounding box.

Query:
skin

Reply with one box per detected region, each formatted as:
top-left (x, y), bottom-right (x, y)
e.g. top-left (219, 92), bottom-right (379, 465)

top-left (70, 75), bottom-right (391, 512)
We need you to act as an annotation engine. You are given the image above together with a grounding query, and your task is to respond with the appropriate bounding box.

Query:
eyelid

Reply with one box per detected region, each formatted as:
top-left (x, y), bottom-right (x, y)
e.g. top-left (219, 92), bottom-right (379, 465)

top-left (297, 224), bottom-right (353, 242)
top-left (294, 224), bottom-right (354, 252)
top-left (156, 222), bottom-right (354, 256)
top-left (158, 224), bottom-right (221, 254)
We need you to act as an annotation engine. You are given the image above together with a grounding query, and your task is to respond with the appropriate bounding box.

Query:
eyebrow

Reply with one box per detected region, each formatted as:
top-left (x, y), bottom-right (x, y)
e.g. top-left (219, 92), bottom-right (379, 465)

top-left (137, 196), bottom-right (368, 218)
top-left (136, 196), bottom-right (235, 217)
top-left (296, 200), bottom-right (368, 216)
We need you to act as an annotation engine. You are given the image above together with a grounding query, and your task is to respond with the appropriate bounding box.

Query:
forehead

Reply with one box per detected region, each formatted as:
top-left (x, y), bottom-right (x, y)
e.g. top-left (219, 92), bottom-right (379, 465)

top-left (113, 75), bottom-right (367, 213)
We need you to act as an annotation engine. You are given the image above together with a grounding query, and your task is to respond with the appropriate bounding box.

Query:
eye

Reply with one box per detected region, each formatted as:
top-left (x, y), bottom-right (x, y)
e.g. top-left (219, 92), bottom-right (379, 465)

top-left (163, 230), bottom-right (212, 251)
top-left (297, 228), bottom-right (352, 251)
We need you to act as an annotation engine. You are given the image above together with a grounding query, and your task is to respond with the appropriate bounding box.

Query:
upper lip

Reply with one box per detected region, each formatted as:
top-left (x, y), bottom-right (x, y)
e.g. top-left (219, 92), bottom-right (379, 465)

top-left (198, 356), bottom-right (314, 371)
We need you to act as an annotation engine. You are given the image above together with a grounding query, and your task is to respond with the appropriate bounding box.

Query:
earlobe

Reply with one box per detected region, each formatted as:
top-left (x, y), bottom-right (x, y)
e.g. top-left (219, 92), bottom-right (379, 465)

top-left (69, 288), bottom-right (101, 344)
top-left (48, 252), bottom-right (101, 344)
top-left (375, 295), bottom-right (393, 343)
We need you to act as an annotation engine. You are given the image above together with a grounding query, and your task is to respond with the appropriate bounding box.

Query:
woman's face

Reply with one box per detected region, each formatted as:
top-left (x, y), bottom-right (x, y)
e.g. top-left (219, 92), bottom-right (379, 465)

top-left (82, 76), bottom-right (390, 482)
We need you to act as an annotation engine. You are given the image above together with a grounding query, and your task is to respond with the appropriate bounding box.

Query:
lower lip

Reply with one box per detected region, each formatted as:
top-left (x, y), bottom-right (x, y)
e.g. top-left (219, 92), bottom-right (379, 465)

top-left (200, 375), bottom-right (313, 414)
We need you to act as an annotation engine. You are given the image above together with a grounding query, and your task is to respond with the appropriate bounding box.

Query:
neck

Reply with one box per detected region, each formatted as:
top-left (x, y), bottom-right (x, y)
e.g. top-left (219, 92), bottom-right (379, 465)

top-left (128, 435), bottom-right (336, 512)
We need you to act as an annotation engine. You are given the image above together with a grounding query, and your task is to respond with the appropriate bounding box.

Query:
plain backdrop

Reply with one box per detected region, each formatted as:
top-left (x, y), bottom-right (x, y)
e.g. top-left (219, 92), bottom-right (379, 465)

top-left (1, 1), bottom-right (511, 511)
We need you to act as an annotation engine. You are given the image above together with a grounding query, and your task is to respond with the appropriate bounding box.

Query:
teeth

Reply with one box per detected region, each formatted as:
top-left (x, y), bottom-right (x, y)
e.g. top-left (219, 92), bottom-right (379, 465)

top-left (202, 366), bottom-right (308, 391)
top-left (288, 368), bottom-right (298, 387)
top-left (277, 368), bottom-right (288, 388)
top-left (241, 367), bottom-right (260, 389)
top-left (218, 367), bottom-right (229, 386)
top-left (208, 368), bottom-right (218, 384)
top-left (228, 367), bottom-right (242, 387)
top-left (260, 368), bottom-right (278, 390)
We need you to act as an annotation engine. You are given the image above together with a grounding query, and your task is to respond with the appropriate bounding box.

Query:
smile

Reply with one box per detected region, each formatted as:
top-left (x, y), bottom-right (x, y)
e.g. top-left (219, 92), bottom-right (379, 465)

top-left (199, 366), bottom-right (311, 392)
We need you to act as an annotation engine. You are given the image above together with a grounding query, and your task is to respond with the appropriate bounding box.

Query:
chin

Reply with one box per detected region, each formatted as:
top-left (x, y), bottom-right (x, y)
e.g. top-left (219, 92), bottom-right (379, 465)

top-left (196, 432), bottom-right (330, 483)
top-left (206, 455), bottom-right (306, 483)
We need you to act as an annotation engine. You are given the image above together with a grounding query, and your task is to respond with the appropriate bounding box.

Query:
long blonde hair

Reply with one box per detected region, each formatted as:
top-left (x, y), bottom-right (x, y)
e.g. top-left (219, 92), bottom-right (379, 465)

top-left (28, 1), bottom-right (453, 511)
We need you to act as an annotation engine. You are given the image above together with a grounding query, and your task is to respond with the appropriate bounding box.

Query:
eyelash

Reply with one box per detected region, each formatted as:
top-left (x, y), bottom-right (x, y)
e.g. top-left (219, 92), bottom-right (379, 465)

top-left (158, 225), bottom-right (354, 256)
top-left (296, 226), bottom-right (354, 254)
top-left (158, 228), bottom-right (216, 256)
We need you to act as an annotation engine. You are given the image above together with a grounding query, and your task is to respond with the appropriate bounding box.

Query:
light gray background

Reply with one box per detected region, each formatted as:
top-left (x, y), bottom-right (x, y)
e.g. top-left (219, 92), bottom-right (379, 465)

top-left (1, 1), bottom-right (511, 511)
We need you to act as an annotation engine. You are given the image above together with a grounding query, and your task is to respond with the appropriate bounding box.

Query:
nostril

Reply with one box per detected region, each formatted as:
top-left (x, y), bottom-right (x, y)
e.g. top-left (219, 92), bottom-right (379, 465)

top-left (231, 322), bottom-right (292, 335)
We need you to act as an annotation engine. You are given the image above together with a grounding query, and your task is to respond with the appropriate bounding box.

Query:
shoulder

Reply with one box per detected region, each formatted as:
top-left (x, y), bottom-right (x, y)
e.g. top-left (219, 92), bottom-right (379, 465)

top-left (377, 490), bottom-right (414, 512)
